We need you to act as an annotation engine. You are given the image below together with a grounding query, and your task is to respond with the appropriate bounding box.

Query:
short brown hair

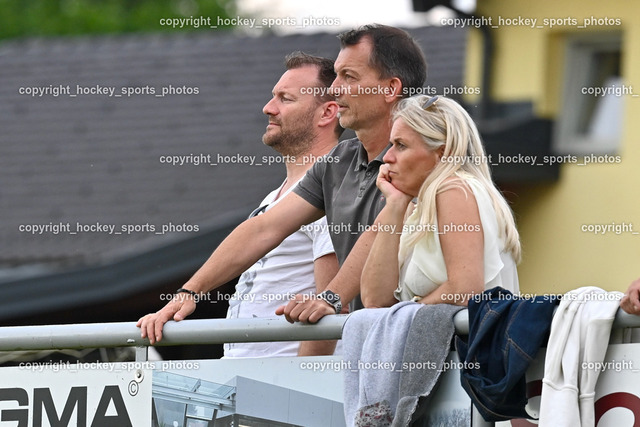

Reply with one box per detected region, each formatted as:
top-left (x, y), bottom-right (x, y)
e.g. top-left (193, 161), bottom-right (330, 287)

top-left (338, 24), bottom-right (427, 98)
top-left (284, 51), bottom-right (336, 103)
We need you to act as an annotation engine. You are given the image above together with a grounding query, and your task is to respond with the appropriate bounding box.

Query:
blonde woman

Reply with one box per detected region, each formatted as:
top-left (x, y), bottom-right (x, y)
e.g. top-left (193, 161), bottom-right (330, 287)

top-left (361, 95), bottom-right (520, 307)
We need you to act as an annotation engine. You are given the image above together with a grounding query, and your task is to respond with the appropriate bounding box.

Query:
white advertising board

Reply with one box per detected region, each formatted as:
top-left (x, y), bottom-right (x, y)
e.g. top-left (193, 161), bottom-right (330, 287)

top-left (0, 362), bottom-right (152, 427)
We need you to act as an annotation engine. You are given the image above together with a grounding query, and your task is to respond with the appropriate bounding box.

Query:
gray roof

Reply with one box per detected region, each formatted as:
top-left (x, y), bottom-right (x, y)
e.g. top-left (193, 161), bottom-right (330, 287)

top-left (0, 26), bottom-right (467, 276)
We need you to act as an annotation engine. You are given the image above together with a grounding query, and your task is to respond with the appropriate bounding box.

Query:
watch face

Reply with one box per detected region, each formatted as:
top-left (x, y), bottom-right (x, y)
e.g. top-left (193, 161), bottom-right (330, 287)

top-left (324, 291), bottom-right (338, 303)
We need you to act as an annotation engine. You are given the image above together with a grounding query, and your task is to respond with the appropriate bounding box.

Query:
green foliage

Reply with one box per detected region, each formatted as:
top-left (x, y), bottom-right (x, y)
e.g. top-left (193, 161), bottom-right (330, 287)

top-left (0, 0), bottom-right (237, 40)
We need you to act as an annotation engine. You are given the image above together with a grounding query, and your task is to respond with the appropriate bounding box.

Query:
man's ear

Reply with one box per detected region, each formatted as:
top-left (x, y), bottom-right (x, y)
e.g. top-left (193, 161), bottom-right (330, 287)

top-left (317, 101), bottom-right (339, 128)
top-left (384, 77), bottom-right (403, 104)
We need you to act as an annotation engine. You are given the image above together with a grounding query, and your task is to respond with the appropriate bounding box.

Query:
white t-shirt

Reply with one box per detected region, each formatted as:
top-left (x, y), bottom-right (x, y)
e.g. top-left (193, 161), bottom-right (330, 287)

top-left (224, 179), bottom-right (335, 358)
top-left (394, 175), bottom-right (519, 302)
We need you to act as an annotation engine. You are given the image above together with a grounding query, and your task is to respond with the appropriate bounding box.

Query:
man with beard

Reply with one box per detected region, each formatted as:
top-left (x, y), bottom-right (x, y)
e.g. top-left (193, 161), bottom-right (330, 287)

top-left (138, 24), bottom-right (427, 337)
top-left (138, 52), bottom-right (342, 357)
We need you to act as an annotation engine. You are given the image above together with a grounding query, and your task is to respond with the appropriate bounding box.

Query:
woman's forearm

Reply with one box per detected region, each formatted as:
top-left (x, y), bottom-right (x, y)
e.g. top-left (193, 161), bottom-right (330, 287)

top-left (361, 201), bottom-right (409, 307)
top-left (418, 279), bottom-right (483, 306)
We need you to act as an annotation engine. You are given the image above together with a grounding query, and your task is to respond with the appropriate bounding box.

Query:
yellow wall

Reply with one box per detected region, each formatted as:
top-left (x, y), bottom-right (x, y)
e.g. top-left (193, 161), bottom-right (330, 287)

top-left (468, 0), bottom-right (640, 294)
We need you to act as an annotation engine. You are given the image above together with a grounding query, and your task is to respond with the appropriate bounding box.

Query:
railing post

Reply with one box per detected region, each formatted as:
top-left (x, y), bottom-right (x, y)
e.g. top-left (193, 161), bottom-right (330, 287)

top-left (136, 346), bottom-right (149, 362)
top-left (471, 406), bottom-right (494, 427)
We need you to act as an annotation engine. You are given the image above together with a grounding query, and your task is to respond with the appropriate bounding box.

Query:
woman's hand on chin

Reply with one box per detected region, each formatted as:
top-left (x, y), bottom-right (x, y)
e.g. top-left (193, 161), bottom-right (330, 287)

top-left (376, 164), bottom-right (413, 207)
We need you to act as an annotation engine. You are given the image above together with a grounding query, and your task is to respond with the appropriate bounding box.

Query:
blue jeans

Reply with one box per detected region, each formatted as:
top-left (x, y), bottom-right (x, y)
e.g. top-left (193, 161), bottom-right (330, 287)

top-left (456, 287), bottom-right (559, 421)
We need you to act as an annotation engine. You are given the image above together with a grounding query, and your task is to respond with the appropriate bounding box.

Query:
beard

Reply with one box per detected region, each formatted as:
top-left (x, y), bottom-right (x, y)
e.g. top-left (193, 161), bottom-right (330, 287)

top-left (262, 107), bottom-right (317, 157)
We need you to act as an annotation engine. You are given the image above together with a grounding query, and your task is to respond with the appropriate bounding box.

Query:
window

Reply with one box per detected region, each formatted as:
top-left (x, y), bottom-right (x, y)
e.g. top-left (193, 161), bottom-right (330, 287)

top-left (554, 34), bottom-right (624, 155)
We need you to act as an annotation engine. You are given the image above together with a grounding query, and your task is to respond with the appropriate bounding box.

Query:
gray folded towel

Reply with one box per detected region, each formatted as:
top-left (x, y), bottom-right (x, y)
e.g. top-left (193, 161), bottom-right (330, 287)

top-left (343, 302), bottom-right (464, 426)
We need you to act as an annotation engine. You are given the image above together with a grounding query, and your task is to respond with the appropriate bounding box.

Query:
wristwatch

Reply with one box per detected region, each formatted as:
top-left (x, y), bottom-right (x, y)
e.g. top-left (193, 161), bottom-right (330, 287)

top-left (318, 290), bottom-right (342, 314)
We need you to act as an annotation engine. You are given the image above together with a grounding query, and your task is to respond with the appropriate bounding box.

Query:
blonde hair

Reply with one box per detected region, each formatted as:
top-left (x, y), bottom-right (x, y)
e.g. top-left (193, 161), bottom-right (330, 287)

top-left (395, 95), bottom-right (521, 262)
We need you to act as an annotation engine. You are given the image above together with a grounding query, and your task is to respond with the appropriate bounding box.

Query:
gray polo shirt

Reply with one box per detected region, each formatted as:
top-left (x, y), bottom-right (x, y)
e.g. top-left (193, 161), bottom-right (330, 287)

top-left (294, 137), bottom-right (389, 309)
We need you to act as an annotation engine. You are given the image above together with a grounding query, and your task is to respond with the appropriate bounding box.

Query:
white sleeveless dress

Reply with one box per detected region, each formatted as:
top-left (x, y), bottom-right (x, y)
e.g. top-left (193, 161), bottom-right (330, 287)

top-left (394, 175), bottom-right (519, 302)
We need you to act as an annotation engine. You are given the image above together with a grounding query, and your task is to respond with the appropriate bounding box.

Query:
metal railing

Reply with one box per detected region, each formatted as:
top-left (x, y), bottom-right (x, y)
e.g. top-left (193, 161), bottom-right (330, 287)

top-left (1, 308), bottom-right (639, 359)
top-left (0, 311), bottom-right (470, 361)
top-left (1, 308), bottom-right (640, 427)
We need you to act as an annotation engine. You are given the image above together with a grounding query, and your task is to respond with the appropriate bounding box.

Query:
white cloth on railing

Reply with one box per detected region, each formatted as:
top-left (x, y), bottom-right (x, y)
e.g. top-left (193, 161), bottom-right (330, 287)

top-left (539, 287), bottom-right (623, 427)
